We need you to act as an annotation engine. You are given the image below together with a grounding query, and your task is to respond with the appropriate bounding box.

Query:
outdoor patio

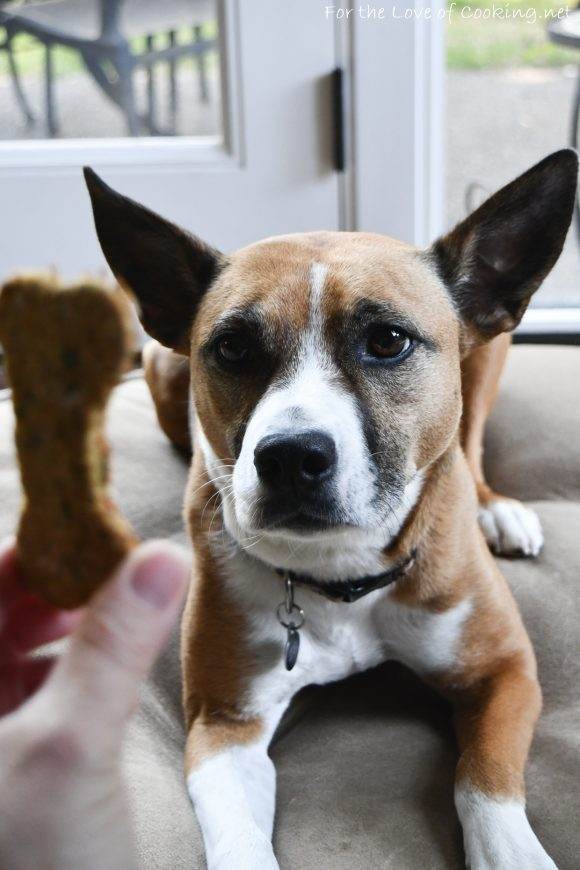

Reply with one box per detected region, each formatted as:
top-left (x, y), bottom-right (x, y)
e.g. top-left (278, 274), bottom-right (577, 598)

top-left (0, 64), bottom-right (220, 139)
top-left (447, 65), bottom-right (580, 307)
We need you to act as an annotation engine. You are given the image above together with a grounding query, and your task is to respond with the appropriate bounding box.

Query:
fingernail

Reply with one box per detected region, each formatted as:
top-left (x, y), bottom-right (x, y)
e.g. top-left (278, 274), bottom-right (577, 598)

top-left (131, 551), bottom-right (186, 610)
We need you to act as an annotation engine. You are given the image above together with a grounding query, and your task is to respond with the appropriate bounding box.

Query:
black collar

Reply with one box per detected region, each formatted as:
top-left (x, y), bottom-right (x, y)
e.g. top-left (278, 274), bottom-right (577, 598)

top-left (276, 549), bottom-right (416, 603)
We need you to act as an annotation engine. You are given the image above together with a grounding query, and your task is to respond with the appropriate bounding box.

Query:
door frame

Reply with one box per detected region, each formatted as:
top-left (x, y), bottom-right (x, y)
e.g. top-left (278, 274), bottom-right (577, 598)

top-left (335, 1), bottom-right (446, 246)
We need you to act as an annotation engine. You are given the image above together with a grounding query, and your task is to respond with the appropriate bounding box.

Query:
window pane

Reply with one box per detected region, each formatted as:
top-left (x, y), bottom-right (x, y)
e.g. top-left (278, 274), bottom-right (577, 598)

top-left (446, 1), bottom-right (580, 306)
top-left (0, 0), bottom-right (222, 140)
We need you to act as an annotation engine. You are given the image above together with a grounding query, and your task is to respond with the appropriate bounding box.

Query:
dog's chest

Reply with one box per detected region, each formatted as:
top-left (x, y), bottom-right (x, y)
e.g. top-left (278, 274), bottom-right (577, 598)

top-left (222, 551), bottom-right (472, 715)
top-left (282, 591), bottom-right (471, 683)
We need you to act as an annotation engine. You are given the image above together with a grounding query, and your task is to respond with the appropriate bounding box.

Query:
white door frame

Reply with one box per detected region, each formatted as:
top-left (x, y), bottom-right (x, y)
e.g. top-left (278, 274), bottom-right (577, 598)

top-left (334, 1), bottom-right (446, 246)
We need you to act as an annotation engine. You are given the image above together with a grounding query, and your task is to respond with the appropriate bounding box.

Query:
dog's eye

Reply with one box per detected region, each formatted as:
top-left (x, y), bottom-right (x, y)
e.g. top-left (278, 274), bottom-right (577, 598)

top-left (216, 332), bottom-right (249, 364)
top-left (367, 327), bottom-right (411, 360)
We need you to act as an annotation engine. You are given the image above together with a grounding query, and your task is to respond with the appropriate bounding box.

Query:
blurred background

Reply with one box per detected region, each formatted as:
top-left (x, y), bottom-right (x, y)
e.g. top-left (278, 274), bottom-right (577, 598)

top-left (446, 0), bottom-right (580, 308)
top-left (0, 0), bottom-right (578, 333)
top-left (0, 1), bottom-right (222, 140)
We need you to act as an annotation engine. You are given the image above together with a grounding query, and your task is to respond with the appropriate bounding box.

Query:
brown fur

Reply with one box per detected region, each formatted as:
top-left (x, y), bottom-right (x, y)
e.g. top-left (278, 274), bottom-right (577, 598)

top-left (182, 450), bottom-right (266, 767)
top-left (142, 340), bottom-right (191, 453)
top-left (460, 333), bottom-right (512, 506)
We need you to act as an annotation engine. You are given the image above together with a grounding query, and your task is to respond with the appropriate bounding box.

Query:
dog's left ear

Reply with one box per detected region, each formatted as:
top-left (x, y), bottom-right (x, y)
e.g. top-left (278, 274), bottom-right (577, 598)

top-left (431, 149), bottom-right (578, 343)
top-left (84, 168), bottom-right (224, 353)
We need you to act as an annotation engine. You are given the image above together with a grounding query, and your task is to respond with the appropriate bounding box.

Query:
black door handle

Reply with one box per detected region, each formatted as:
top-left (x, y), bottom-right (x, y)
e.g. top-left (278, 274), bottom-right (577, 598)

top-left (331, 67), bottom-right (345, 173)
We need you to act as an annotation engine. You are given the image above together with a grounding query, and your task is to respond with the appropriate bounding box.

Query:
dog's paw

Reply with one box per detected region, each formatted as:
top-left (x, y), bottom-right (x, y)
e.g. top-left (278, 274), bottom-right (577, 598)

top-left (478, 497), bottom-right (543, 558)
top-left (457, 789), bottom-right (557, 870)
top-left (210, 831), bottom-right (279, 870)
top-left (463, 826), bottom-right (557, 870)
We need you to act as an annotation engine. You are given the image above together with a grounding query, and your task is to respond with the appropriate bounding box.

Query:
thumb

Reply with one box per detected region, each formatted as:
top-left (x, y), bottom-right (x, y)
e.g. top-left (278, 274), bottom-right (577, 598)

top-left (42, 540), bottom-right (189, 750)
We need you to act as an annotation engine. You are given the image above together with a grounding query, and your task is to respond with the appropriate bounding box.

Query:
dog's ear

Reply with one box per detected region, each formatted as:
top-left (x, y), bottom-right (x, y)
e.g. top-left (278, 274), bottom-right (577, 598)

top-left (431, 149), bottom-right (577, 343)
top-left (83, 168), bottom-right (224, 354)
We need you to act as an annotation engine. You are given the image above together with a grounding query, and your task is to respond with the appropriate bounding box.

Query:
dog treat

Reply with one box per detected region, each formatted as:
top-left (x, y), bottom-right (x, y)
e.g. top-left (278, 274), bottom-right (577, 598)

top-left (0, 274), bottom-right (138, 608)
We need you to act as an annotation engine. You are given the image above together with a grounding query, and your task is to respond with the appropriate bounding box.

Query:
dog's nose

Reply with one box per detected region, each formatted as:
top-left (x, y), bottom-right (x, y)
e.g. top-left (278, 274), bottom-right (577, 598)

top-left (254, 431), bottom-right (337, 492)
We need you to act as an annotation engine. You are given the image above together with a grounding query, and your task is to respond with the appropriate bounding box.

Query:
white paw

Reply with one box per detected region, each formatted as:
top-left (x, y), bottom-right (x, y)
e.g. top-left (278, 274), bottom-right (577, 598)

top-left (210, 831), bottom-right (279, 870)
top-left (478, 498), bottom-right (543, 558)
top-left (457, 788), bottom-right (557, 870)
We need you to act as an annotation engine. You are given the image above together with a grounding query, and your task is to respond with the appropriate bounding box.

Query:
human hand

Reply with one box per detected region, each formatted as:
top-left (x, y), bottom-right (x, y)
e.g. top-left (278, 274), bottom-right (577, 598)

top-left (0, 537), bottom-right (189, 870)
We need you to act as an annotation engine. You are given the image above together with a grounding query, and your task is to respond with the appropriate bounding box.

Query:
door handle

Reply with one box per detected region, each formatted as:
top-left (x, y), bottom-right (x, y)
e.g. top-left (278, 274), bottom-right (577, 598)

top-left (331, 67), bottom-right (345, 173)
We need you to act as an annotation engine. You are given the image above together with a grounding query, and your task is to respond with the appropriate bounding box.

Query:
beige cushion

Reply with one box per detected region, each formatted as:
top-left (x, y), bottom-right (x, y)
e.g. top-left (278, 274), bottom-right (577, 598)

top-left (0, 346), bottom-right (578, 869)
top-left (485, 345), bottom-right (580, 502)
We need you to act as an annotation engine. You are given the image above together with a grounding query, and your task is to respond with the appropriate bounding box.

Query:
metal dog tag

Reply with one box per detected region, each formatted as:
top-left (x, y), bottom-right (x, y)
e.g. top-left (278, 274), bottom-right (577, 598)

top-left (284, 627), bottom-right (300, 671)
top-left (276, 576), bottom-right (305, 671)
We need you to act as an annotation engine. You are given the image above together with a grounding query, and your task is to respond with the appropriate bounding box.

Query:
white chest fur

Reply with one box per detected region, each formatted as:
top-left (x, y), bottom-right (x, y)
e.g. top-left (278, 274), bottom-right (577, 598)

top-left (217, 544), bottom-right (472, 717)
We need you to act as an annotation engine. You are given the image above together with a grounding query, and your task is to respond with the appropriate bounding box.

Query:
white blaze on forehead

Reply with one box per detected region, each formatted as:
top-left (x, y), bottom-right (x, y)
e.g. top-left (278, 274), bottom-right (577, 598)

top-left (308, 261), bottom-right (328, 337)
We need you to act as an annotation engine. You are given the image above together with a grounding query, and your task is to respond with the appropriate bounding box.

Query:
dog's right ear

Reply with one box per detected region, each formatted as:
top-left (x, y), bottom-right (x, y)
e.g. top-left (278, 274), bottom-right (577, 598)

top-left (83, 168), bottom-right (224, 354)
top-left (430, 149), bottom-right (577, 347)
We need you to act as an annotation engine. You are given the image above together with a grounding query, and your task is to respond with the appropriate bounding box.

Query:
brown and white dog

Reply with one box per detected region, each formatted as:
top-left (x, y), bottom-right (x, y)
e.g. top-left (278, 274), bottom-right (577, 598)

top-left (84, 150), bottom-right (577, 870)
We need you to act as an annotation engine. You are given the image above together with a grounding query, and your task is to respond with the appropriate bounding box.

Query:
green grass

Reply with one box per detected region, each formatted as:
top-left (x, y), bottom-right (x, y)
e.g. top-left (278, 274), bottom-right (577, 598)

top-left (447, 0), bottom-right (580, 68)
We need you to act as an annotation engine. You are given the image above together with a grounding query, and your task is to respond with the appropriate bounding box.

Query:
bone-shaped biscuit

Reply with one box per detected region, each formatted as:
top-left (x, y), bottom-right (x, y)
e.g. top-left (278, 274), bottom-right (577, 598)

top-left (0, 275), bottom-right (137, 608)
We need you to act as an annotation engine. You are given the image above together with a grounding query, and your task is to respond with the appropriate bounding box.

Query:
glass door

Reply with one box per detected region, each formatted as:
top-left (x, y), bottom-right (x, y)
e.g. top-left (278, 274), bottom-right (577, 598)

top-left (0, 0), bottom-right (342, 275)
top-left (445, 0), bottom-right (580, 331)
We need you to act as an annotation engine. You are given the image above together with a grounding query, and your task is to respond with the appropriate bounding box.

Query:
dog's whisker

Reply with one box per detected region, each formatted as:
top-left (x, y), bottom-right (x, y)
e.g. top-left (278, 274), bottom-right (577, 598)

top-left (189, 473), bottom-right (234, 499)
top-left (239, 532), bottom-right (265, 552)
top-left (200, 489), bottom-right (224, 526)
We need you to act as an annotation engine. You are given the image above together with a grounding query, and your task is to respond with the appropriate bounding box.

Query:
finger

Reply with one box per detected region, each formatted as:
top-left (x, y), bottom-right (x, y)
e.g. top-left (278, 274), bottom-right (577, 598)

top-left (0, 537), bottom-right (22, 611)
top-left (20, 655), bottom-right (57, 697)
top-left (5, 598), bottom-right (84, 654)
top-left (42, 540), bottom-right (189, 748)
top-left (0, 537), bottom-right (84, 652)
top-left (0, 655), bottom-right (57, 715)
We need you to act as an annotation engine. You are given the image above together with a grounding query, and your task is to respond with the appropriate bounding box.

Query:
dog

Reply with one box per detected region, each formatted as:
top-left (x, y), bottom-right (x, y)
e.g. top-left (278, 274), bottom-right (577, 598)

top-left (84, 149), bottom-right (577, 869)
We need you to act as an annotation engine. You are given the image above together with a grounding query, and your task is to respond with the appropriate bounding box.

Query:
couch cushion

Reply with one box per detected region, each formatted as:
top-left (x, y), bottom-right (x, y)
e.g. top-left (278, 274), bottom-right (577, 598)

top-left (0, 346), bottom-right (578, 869)
top-left (484, 345), bottom-right (580, 503)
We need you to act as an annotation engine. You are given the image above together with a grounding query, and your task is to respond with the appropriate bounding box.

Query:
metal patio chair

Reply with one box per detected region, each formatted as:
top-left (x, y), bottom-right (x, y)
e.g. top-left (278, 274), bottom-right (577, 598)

top-left (0, 0), bottom-right (216, 137)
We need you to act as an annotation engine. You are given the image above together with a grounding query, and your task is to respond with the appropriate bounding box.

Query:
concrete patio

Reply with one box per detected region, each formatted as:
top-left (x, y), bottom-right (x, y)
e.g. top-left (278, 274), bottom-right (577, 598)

top-left (447, 65), bottom-right (580, 307)
top-left (0, 64), bottom-right (220, 140)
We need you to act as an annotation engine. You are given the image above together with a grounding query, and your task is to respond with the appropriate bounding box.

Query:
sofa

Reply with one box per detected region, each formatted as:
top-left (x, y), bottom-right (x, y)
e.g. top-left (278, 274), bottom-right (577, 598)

top-left (1, 344), bottom-right (579, 869)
